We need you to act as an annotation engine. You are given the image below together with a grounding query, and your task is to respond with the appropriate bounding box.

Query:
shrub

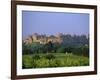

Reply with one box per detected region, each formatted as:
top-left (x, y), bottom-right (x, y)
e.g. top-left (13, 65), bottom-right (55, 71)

top-left (22, 56), bottom-right (33, 68)
top-left (55, 59), bottom-right (66, 67)
top-left (72, 47), bottom-right (82, 56)
top-left (66, 47), bottom-right (73, 53)
top-left (45, 54), bottom-right (55, 60)
top-left (33, 59), bottom-right (49, 68)
top-left (49, 59), bottom-right (58, 67)
top-left (56, 47), bottom-right (66, 53)
top-left (22, 43), bottom-right (32, 54)
top-left (32, 54), bottom-right (41, 60)
top-left (82, 46), bottom-right (89, 57)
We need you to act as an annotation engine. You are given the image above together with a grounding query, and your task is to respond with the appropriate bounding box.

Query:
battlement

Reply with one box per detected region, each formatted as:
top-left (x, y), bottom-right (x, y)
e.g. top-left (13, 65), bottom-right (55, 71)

top-left (23, 33), bottom-right (63, 44)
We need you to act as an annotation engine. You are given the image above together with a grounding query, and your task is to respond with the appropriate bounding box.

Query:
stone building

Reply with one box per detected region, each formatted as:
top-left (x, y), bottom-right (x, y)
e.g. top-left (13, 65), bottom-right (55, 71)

top-left (23, 33), bottom-right (63, 44)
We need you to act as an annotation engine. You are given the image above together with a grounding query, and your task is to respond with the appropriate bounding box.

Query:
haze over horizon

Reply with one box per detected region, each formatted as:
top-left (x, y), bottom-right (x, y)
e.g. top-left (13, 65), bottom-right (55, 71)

top-left (22, 11), bottom-right (89, 38)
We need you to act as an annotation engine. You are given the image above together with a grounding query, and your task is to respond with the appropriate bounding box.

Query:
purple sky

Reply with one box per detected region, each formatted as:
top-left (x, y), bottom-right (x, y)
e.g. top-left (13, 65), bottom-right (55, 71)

top-left (22, 11), bottom-right (89, 38)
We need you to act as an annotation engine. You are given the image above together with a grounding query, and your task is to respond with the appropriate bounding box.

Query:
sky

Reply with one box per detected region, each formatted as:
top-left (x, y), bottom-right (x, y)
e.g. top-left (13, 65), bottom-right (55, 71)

top-left (22, 11), bottom-right (89, 38)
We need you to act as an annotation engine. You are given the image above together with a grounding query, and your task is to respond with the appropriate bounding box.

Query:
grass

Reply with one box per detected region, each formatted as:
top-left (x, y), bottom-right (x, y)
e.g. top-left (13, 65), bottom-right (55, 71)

top-left (22, 53), bottom-right (89, 69)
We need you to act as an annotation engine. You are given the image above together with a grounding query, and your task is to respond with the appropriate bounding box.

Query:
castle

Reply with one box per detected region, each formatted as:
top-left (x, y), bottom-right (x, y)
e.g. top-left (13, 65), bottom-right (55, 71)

top-left (23, 33), bottom-right (63, 44)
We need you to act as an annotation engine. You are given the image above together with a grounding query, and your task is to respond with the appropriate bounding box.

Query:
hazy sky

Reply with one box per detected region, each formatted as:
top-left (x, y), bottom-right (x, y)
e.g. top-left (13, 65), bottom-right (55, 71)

top-left (22, 11), bottom-right (89, 38)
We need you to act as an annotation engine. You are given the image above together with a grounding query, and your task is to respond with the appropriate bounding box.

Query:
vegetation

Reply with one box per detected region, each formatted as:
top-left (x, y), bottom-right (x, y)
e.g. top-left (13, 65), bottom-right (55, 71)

top-left (22, 42), bottom-right (89, 57)
top-left (23, 53), bottom-right (89, 68)
top-left (22, 34), bottom-right (89, 68)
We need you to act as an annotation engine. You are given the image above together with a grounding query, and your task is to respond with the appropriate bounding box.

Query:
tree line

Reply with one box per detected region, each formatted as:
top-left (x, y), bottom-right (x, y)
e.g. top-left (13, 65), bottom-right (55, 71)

top-left (23, 34), bottom-right (89, 57)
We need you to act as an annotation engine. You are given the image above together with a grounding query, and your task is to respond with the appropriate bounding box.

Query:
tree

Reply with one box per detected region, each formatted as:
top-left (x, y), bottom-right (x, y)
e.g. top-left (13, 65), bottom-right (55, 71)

top-left (66, 47), bottom-right (73, 53)
top-left (45, 41), bottom-right (53, 53)
top-left (81, 46), bottom-right (89, 57)
top-left (56, 47), bottom-right (66, 53)
top-left (22, 42), bottom-right (33, 54)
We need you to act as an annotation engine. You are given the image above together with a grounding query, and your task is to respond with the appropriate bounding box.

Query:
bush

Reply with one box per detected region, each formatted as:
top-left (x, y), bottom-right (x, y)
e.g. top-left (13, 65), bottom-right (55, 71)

top-left (66, 47), bottom-right (73, 53)
top-left (33, 59), bottom-right (49, 68)
top-left (71, 46), bottom-right (89, 57)
top-left (82, 46), bottom-right (89, 57)
top-left (32, 54), bottom-right (41, 60)
top-left (72, 47), bottom-right (82, 56)
top-left (23, 53), bottom-right (89, 68)
top-left (55, 59), bottom-right (66, 67)
top-left (45, 54), bottom-right (55, 60)
top-left (22, 56), bottom-right (33, 68)
top-left (56, 47), bottom-right (66, 53)
top-left (49, 59), bottom-right (58, 67)
top-left (22, 43), bottom-right (32, 54)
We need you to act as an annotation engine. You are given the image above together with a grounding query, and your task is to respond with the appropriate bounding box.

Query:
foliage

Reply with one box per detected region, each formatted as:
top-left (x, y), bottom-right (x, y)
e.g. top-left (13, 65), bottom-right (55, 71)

top-left (56, 47), bottom-right (66, 53)
top-left (33, 59), bottom-right (49, 68)
top-left (22, 53), bottom-right (89, 69)
top-left (44, 41), bottom-right (54, 53)
top-left (22, 55), bottom-right (33, 68)
top-left (45, 54), bottom-right (55, 60)
top-left (22, 41), bottom-right (89, 58)
top-left (32, 54), bottom-right (41, 60)
top-left (22, 34), bottom-right (89, 69)
top-left (22, 43), bottom-right (32, 54)
top-left (82, 45), bottom-right (89, 57)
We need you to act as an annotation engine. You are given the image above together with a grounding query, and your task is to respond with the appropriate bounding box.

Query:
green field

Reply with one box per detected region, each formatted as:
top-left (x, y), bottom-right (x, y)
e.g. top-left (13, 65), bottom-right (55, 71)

top-left (22, 53), bottom-right (89, 69)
